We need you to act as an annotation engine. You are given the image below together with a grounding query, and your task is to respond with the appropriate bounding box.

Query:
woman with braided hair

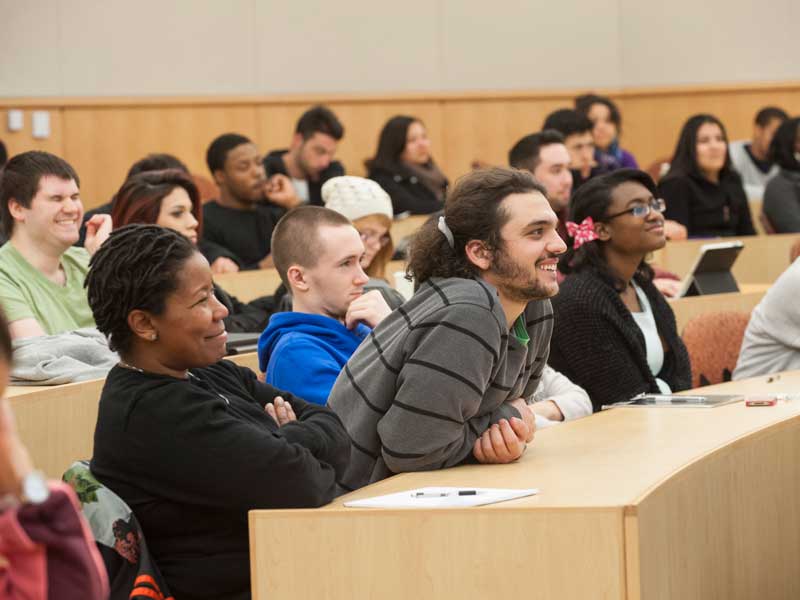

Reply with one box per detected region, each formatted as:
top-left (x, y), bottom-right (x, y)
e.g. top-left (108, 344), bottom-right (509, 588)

top-left (111, 169), bottom-right (275, 332)
top-left (86, 224), bottom-right (350, 600)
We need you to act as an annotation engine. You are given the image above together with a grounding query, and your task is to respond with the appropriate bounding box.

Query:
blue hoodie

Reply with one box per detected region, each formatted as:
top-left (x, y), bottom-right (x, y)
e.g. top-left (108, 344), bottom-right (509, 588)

top-left (258, 312), bottom-right (371, 405)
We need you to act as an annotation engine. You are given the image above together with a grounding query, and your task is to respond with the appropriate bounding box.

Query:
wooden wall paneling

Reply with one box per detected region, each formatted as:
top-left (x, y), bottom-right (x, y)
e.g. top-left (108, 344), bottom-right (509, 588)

top-left (62, 104), bottom-right (258, 208)
top-left (441, 98), bottom-right (572, 178)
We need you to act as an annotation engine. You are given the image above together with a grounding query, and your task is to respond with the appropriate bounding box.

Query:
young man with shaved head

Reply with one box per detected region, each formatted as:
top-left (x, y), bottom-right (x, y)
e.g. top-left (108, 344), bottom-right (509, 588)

top-left (258, 206), bottom-right (392, 405)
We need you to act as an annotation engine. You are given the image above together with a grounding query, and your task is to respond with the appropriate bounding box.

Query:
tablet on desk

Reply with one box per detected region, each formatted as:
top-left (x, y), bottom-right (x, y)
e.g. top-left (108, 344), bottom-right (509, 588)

top-left (602, 393), bottom-right (745, 410)
top-left (676, 241), bottom-right (744, 297)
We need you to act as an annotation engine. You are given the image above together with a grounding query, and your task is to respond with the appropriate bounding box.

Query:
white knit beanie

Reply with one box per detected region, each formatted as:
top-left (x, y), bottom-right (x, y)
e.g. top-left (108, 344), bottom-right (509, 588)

top-left (322, 176), bottom-right (393, 222)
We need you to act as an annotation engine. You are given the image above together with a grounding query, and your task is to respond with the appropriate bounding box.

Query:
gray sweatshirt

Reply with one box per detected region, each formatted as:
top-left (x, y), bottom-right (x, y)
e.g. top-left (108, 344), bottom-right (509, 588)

top-left (763, 170), bottom-right (800, 233)
top-left (328, 277), bottom-right (553, 491)
top-left (733, 258), bottom-right (800, 380)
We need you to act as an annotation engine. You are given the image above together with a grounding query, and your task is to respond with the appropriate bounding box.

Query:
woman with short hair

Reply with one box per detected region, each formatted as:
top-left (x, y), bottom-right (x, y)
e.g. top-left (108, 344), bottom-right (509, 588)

top-left (86, 225), bottom-right (350, 600)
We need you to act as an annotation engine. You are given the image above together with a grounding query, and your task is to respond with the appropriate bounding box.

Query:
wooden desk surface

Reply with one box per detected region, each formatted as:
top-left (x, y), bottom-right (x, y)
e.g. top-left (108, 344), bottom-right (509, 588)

top-left (214, 269), bottom-right (283, 304)
top-left (315, 372), bottom-right (799, 511)
top-left (250, 371), bottom-right (800, 599)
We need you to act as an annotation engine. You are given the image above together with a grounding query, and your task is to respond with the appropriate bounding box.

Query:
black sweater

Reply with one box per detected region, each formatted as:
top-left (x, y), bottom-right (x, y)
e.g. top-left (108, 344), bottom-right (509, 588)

top-left (263, 149), bottom-right (345, 206)
top-left (91, 361), bottom-right (350, 600)
top-left (200, 201), bottom-right (282, 269)
top-left (548, 269), bottom-right (691, 411)
top-left (659, 172), bottom-right (756, 237)
top-left (368, 164), bottom-right (446, 215)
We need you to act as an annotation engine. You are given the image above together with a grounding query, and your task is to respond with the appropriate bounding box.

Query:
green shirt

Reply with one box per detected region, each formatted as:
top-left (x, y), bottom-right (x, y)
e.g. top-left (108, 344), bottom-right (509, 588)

top-left (0, 243), bottom-right (95, 335)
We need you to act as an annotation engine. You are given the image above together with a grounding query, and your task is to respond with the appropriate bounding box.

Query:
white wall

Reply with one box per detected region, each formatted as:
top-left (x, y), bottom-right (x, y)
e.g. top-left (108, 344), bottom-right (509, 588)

top-left (1, 0), bottom-right (797, 97)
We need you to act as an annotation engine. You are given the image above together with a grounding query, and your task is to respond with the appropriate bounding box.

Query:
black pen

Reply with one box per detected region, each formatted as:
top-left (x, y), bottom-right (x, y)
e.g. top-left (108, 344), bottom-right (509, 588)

top-left (412, 490), bottom-right (477, 498)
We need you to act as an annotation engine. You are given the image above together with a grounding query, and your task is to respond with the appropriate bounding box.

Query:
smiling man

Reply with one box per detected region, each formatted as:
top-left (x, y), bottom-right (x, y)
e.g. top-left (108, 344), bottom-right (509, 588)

top-left (0, 151), bottom-right (111, 338)
top-left (328, 167), bottom-right (567, 491)
top-left (258, 206), bottom-right (392, 405)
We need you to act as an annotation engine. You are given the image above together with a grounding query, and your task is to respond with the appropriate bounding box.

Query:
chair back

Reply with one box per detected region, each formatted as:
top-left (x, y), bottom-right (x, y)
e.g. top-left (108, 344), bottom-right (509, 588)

top-left (681, 311), bottom-right (751, 387)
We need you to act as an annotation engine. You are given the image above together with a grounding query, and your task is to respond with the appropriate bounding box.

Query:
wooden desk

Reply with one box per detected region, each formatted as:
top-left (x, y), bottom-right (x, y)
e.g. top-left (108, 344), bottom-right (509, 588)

top-left (8, 352), bottom-right (261, 479)
top-left (668, 284), bottom-right (769, 332)
top-left (214, 269), bottom-right (283, 303)
top-left (249, 371), bottom-right (800, 599)
top-left (650, 233), bottom-right (798, 284)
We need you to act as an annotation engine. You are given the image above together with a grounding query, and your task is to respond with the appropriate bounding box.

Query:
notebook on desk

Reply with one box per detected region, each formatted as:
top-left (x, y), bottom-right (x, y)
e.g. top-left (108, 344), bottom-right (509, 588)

top-left (602, 393), bottom-right (744, 410)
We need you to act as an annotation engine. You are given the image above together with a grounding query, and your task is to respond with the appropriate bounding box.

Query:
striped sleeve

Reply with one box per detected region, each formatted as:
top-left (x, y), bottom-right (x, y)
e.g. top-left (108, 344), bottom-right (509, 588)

top-left (376, 303), bottom-right (520, 473)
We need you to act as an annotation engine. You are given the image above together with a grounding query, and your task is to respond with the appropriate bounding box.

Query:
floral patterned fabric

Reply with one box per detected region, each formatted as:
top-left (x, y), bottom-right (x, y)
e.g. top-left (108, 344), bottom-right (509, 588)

top-left (63, 461), bottom-right (173, 600)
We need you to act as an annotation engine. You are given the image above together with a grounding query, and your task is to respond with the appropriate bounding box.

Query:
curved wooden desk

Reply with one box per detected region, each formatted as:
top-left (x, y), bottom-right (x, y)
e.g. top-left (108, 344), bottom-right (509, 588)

top-left (249, 371), bottom-right (800, 599)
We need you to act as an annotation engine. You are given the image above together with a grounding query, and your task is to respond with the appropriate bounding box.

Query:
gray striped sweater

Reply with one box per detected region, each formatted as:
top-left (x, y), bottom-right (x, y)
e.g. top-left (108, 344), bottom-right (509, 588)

top-left (328, 277), bottom-right (553, 491)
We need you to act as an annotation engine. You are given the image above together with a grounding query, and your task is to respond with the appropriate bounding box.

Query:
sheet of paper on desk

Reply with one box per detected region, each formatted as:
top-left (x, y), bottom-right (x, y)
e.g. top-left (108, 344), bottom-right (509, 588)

top-left (343, 486), bottom-right (539, 509)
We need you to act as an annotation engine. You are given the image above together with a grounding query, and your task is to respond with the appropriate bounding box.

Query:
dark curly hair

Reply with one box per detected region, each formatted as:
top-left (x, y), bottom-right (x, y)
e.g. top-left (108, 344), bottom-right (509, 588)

top-left (85, 224), bottom-right (197, 354)
top-left (558, 168), bottom-right (656, 291)
top-left (407, 167), bottom-right (546, 285)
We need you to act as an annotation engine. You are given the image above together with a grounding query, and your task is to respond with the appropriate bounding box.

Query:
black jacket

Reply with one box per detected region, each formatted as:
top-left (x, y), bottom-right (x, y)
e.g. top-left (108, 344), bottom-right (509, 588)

top-left (368, 164), bottom-right (446, 215)
top-left (659, 171), bottom-right (756, 237)
top-left (549, 269), bottom-right (691, 411)
top-left (263, 149), bottom-right (345, 206)
top-left (91, 360), bottom-right (351, 600)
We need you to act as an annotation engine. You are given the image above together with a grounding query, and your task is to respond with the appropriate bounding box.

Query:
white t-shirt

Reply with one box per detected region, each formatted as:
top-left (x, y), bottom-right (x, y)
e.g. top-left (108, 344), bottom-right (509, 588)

top-left (291, 178), bottom-right (310, 204)
top-left (631, 282), bottom-right (672, 394)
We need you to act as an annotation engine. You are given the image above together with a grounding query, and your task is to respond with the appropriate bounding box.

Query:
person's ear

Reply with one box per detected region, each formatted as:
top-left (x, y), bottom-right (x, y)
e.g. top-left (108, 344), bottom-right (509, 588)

top-left (291, 132), bottom-right (304, 150)
top-left (595, 220), bottom-right (611, 242)
top-left (7, 198), bottom-right (27, 224)
top-left (127, 310), bottom-right (160, 343)
top-left (286, 265), bottom-right (309, 292)
top-left (212, 169), bottom-right (226, 187)
top-left (464, 239), bottom-right (492, 271)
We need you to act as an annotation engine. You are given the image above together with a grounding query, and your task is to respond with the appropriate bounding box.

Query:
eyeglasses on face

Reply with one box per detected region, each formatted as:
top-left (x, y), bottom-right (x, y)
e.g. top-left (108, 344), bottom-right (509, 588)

top-left (605, 198), bottom-right (666, 220)
top-left (359, 230), bottom-right (391, 247)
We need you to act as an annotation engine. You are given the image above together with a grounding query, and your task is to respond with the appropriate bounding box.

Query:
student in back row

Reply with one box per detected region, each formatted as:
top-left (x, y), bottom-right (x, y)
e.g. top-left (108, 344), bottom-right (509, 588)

top-left (659, 114), bottom-right (755, 237)
top-left (729, 106), bottom-right (787, 201)
top-left (0, 151), bottom-right (110, 339)
top-left (330, 167), bottom-right (565, 490)
top-left (366, 115), bottom-right (448, 215)
top-left (263, 105), bottom-right (345, 206)
top-left (763, 116), bottom-right (800, 233)
top-left (201, 133), bottom-right (297, 271)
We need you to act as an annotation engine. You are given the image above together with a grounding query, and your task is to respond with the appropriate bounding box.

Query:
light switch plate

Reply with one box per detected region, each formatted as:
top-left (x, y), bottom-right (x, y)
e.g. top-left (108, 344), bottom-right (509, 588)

top-left (7, 109), bottom-right (23, 131)
top-left (31, 111), bottom-right (50, 139)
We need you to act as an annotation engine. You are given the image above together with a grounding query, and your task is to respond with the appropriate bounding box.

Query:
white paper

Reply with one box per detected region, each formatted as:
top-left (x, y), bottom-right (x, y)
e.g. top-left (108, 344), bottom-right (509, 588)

top-left (344, 486), bottom-right (539, 509)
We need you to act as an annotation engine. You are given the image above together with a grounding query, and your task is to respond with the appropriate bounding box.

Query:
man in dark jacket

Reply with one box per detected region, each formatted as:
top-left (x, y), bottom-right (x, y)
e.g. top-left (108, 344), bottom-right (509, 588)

top-left (263, 105), bottom-right (345, 207)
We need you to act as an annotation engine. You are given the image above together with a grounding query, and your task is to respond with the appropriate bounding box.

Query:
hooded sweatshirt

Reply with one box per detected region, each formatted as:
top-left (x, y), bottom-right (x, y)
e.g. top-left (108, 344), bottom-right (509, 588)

top-left (258, 312), bottom-right (371, 405)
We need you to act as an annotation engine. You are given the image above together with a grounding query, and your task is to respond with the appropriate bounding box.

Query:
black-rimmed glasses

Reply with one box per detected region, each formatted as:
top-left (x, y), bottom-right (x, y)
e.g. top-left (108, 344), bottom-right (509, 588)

top-left (605, 198), bottom-right (666, 220)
